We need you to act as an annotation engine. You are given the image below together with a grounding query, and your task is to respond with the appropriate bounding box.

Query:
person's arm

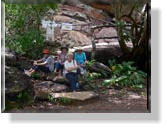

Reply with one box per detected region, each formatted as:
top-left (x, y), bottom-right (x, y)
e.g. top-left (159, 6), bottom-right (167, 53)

top-left (80, 53), bottom-right (87, 66)
top-left (35, 57), bottom-right (50, 66)
top-left (83, 52), bottom-right (87, 62)
top-left (36, 58), bottom-right (44, 63)
top-left (65, 61), bottom-right (78, 72)
top-left (35, 61), bottom-right (47, 66)
top-left (68, 60), bottom-right (78, 71)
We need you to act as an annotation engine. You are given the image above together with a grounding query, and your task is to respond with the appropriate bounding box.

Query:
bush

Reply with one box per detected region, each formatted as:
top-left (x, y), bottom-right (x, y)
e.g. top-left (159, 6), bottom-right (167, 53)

top-left (83, 72), bottom-right (102, 82)
top-left (103, 59), bottom-right (147, 89)
top-left (6, 29), bottom-right (44, 58)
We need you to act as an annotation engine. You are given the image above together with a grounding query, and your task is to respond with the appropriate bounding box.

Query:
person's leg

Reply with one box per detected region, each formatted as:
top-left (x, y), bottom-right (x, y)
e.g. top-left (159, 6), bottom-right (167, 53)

top-left (65, 73), bottom-right (72, 90)
top-left (65, 73), bottom-right (77, 91)
top-left (37, 66), bottom-right (50, 73)
top-left (28, 68), bottom-right (34, 72)
top-left (54, 62), bottom-right (60, 73)
top-left (73, 73), bottom-right (79, 90)
top-left (55, 63), bottom-right (62, 77)
top-left (28, 66), bottom-right (38, 75)
top-left (59, 64), bottom-right (64, 76)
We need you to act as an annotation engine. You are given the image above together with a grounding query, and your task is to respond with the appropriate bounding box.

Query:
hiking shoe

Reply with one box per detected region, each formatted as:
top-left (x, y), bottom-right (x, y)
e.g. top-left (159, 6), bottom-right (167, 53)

top-left (24, 69), bottom-right (31, 77)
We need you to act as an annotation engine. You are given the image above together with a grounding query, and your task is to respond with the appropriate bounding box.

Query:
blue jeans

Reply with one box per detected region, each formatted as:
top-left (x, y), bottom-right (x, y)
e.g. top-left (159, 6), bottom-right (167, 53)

top-left (54, 62), bottom-right (64, 72)
top-left (65, 72), bottom-right (78, 91)
top-left (32, 65), bottom-right (50, 73)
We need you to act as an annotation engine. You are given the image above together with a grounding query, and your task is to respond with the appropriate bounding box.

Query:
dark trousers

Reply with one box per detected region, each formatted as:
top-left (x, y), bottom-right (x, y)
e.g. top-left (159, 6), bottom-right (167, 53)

top-left (65, 72), bottom-right (78, 91)
top-left (32, 65), bottom-right (50, 73)
top-left (54, 62), bottom-right (64, 72)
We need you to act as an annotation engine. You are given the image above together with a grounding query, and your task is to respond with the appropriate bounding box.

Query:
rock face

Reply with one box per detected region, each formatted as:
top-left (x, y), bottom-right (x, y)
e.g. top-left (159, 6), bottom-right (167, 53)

top-left (57, 30), bottom-right (91, 48)
top-left (34, 81), bottom-right (68, 99)
top-left (5, 65), bottom-right (31, 95)
top-left (44, 3), bottom-right (121, 50)
top-left (5, 49), bottom-right (33, 97)
top-left (50, 91), bottom-right (98, 101)
top-left (43, 3), bottom-right (134, 65)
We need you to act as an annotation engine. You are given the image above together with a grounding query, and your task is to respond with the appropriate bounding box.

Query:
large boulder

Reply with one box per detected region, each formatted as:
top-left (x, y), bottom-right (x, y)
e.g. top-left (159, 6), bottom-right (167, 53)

top-left (54, 30), bottom-right (91, 47)
top-left (88, 62), bottom-right (112, 77)
top-left (5, 48), bottom-right (17, 66)
top-left (5, 65), bottom-right (32, 95)
top-left (94, 27), bottom-right (118, 43)
top-left (34, 81), bottom-right (68, 99)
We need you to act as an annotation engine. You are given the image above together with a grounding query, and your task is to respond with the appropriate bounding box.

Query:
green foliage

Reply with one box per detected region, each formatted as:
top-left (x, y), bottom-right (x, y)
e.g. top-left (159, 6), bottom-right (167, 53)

top-left (116, 20), bottom-right (131, 42)
top-left (48, 95), bottom-right (73, 104)
top-left (116, 20), bottom-right (126, 29)
top-left (48, 95), bottom-right (54, 102)
top-left (57, 97), bottom-right (73, 104)
top-left (5, 4), bottom-right (57, 58)
top-left (31, 72), bottom-right (41, 79)
top-left (103, 59), bottom-right (147, 89)
top-left (6, 29), bottom-right (44, 58)
top-left (86, 60), bottom-right (96, 68)
top-left (16, 90), bottom-right (33, 106)
top-left (83, 72), bottom-right (102, 82)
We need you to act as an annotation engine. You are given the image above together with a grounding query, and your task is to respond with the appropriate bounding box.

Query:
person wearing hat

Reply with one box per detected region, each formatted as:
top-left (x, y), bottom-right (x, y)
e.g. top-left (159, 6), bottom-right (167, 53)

top-left (54, 46), bottom-right (68, 76)
top-left (74, 47), bottom-right (87, 75)
top-left (24, 49), bottom-right (55, 76)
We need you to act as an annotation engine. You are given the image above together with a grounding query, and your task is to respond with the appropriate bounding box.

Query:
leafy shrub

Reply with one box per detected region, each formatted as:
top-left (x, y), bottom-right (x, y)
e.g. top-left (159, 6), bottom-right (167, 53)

top-left (57, 97), bottom-right (73, 104)
top-left (103, 59), bottom-right (147, 89)
top-left (5, 4), bottom-right (57, 59)
top-left (16, 90), bottom-right (33, 104)
top-left (31, 72), bottom-right (41, 79)
top-left (83, 72), bottom-right (102, 82)
top-left (6, 30), bottom-right (44, 58)
top-left (86, 60), bottom-right (96, 68)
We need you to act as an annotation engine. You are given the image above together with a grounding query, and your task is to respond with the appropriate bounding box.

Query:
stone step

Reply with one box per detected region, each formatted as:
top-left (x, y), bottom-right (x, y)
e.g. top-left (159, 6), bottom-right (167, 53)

top-left (50, 91), bottom-right (98, 101)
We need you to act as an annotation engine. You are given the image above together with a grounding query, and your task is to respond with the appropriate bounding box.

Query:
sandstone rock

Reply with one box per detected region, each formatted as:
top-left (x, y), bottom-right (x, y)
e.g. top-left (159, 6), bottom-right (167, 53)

top-left (34, 81), bottom-right (68, 99)
top-left (94, 27), bottom-right (118, 41)
top-left (55, 30), bottom-right (91, 47)
top-left (53, 15), bottom-right (85, 24)
top-left (50, 91), bottom-right (98, 101)
top-left (88, 62), bottom-right (112, 77)
top-left (52, 76), bottom-right (69, 85)
top-left (61, 10), bottom-right (87, 21)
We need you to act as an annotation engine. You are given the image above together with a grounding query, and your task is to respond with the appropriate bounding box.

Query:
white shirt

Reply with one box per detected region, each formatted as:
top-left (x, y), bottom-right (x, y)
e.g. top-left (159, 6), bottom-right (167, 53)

top-left (64, 60), bottom-right (77, 74)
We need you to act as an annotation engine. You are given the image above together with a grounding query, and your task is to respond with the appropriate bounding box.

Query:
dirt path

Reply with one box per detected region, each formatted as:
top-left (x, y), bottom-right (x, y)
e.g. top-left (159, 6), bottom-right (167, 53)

top-left (8, 88), bottom-right (148, 113)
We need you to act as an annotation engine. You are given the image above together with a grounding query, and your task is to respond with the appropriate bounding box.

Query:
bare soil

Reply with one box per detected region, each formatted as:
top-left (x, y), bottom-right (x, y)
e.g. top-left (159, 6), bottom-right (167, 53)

top-left (8, 87), bottom-right (148, 113)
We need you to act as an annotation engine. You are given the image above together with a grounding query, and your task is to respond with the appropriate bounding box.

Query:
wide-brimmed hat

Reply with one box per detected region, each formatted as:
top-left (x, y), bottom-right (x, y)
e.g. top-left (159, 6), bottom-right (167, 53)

top-left (60, 46), bottom-right (68, 51)
top-left (75, 47), bottom-right (83, 51)
top-left (43, 49), bottom-right (49, 54)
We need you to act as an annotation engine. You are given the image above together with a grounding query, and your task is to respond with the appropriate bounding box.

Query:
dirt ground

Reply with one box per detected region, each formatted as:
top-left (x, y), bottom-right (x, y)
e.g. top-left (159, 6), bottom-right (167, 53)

top-left (8, 87), bottom-right (148, 113)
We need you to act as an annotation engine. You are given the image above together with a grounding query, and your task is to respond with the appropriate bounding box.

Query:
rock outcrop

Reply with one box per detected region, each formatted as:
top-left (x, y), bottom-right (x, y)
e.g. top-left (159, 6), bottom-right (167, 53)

top-left (34, 81), bottom-right (68, 99)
